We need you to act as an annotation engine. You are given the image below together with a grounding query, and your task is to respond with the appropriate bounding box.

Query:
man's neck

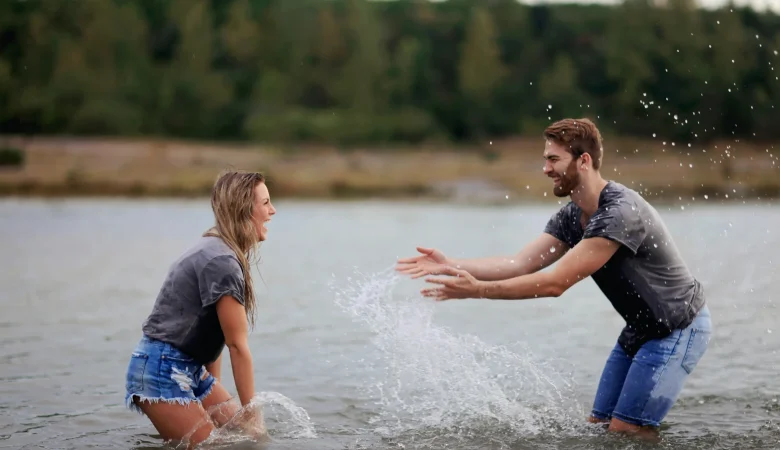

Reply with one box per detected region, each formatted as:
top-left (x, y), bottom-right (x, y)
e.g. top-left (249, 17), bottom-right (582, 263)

top-left (570, 175), bottom-right (608, 216)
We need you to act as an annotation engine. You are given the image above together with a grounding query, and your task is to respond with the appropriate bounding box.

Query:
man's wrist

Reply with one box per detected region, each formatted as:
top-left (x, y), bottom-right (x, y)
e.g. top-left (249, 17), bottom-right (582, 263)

top-left (477, 281), bottom-right (495, 299)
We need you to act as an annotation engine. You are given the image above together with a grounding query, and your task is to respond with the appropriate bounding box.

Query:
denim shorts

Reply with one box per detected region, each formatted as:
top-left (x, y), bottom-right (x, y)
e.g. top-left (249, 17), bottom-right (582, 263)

top-left (591, 305), bottom-right (712, 428)
top-left (124, 335), bottom-right (216, 414)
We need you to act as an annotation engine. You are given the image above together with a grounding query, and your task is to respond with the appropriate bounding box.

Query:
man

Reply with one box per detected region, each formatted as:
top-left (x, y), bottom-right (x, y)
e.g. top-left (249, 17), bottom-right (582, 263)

top-left (395, 118), bottom-right (712, 438)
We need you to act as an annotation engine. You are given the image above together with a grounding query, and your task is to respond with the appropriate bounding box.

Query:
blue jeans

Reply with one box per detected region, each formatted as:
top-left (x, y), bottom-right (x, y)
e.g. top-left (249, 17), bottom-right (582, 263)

top-left (124, 335), bottom-right (216, 415)
top-left (591, 305), bottom-right (712, 428)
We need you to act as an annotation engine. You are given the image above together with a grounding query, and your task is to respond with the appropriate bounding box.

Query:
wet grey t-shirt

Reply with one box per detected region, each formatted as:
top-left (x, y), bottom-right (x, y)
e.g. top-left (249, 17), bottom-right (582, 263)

top-left (544, 181), bottom-right (705, 356)
top-left (142, 236), bottom-right (245, 365)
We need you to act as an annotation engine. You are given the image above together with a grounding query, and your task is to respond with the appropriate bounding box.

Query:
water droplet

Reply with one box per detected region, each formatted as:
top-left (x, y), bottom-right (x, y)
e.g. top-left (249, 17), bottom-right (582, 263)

top-left (549, 246), bottom-right (556, 253)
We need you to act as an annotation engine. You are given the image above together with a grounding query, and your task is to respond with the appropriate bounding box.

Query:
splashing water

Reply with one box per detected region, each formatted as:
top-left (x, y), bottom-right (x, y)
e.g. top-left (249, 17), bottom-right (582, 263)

top-left (331, 268), bottom-right (588, 448)
top-left (176, 392), bottom-right (317, 449)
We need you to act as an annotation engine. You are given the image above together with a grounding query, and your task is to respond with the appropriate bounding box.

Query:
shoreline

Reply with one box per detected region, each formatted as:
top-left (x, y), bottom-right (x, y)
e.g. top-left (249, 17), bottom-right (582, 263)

top-left (1, 134), bottom-right (778, 203)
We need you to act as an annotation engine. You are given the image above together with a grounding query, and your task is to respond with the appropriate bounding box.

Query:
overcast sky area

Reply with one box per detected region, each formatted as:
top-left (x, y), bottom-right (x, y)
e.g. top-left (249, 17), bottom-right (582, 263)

top-left (519, 0), bottom-right (780, 13)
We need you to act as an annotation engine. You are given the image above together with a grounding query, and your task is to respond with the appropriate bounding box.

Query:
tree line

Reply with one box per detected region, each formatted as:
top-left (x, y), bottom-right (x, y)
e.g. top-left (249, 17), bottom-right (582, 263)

top-left (0, 0), bottom-right (779, 147)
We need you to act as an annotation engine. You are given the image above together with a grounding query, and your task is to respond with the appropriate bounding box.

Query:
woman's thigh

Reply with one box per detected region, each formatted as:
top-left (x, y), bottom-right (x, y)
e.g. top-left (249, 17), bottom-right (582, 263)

top-left (135, 398), bottom-right (214, 448)
top-left (125, 336), bottom-right (220, 445)
top-left (201, 380), bottom-right (240, 427)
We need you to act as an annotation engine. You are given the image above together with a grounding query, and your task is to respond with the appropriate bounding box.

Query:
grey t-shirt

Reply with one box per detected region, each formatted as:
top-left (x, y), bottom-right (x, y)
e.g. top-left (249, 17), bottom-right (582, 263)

top-left (544, 181), bottom-right (705, 356)
top-left (142, 236), bottom-right (245, 365)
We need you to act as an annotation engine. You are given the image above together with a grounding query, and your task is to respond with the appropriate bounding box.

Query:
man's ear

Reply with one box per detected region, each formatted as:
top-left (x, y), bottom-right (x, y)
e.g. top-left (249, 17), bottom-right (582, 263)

top-left (580, 153), bottom-right (590, 169)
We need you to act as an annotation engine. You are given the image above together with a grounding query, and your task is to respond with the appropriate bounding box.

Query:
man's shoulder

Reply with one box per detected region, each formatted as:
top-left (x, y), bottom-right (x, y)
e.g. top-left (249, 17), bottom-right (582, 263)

top-left (556, 200), bottom-right (580, 216)
top-left (599, 181), bottom-right (646, 211)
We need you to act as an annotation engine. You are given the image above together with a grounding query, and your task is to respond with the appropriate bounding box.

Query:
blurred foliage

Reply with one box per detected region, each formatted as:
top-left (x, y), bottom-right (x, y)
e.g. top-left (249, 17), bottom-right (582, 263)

top-left (0, 0), bottom-right (779, 146)
top-left (0, 147), bottom-right (23, 167)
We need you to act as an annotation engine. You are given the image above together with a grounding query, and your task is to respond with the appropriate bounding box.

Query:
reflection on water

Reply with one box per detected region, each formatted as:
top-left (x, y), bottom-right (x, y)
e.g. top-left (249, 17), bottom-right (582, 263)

top-left (0, 198), bottom-right (778, 449)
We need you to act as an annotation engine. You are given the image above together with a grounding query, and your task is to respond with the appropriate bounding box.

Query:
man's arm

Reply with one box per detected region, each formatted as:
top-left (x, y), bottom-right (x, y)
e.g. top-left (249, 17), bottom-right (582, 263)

top-left (482, 237), bottom-right (618, 299)
top-left (448, 233), bottom-right (569, 281)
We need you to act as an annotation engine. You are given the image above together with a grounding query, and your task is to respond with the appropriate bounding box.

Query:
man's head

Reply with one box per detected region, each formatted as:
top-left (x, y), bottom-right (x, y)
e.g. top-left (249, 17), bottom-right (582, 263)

top-left (542, 118), bottom-right (603, 197)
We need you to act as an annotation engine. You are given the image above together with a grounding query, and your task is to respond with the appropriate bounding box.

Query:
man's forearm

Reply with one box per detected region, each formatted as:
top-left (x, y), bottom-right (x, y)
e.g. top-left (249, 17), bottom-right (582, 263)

top-left (480, 271), bottom-right (563, 300)
top-left (447, 256), bottom-right (525, 281)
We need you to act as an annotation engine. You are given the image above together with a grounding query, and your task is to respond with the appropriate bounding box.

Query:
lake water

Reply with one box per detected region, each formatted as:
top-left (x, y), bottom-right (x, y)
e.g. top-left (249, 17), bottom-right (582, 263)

top-left (1, 197), bottom-right (778, 450)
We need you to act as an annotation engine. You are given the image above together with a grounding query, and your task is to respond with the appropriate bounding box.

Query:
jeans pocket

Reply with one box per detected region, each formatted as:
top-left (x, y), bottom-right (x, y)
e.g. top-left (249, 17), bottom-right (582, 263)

top-left (126, 353), bottom-right (149, 392)
top-left (681, 329), bottom-right (711, 374)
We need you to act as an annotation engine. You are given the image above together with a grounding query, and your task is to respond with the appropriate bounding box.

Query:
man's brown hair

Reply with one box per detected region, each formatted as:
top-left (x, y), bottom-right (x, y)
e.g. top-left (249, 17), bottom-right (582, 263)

top-left (543, 118), bottom-right (603, 170)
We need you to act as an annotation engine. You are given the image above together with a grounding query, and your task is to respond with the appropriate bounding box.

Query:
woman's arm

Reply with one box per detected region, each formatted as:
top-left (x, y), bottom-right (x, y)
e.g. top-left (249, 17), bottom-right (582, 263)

top-left (205, 351), bottom-right (223, 383)
top-left (216, 295), bottom-right (255, 407)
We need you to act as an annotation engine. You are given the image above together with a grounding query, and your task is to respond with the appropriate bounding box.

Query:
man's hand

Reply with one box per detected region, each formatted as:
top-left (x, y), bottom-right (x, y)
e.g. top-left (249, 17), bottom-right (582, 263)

top-left (395, 246), bottom-right (449, 279)
top-left (420, 266), bottom-right (485, 301)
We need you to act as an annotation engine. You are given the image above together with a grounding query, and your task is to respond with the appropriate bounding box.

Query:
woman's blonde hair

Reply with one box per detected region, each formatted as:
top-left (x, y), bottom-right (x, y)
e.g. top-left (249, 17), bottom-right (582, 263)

top-left (203, 170), bottom-right (265, 328)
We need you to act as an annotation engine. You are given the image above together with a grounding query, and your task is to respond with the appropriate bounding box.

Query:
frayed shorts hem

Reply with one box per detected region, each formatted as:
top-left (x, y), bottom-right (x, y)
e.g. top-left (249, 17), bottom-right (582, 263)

top-left (125, 380), bottom-right (216, 415)
top-left (123, 335), bottom-right (217, 416)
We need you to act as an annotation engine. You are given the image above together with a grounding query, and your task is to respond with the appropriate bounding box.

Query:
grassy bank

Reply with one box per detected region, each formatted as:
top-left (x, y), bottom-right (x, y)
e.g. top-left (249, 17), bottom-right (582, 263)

top-left (0, 135), bottom-right (778, 203)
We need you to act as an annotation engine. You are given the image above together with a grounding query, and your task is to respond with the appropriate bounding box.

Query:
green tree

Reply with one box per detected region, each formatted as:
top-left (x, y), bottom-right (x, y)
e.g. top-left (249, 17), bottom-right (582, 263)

top-left (458, 6), bottom-right (507, 138)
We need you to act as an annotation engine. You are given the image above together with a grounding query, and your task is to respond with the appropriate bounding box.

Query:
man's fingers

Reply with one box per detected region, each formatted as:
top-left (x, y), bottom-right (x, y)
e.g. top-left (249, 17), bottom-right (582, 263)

top-left (429, 265), bottom-right (466, 277)
top-left (421, 288), bottom-right (453, 301)
top-left (396, 256), bottom-right (422, 264)
top-left (424, 277), bottom-right (454, 287)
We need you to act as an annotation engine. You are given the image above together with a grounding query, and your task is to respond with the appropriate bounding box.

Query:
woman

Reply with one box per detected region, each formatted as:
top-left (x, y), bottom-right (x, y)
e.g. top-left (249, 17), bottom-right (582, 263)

top-left (124, 170), bottom-right (275, 447)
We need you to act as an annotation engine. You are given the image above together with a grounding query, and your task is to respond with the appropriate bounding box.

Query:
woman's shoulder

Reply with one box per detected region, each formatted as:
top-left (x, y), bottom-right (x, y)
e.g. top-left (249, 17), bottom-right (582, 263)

top-left (197, 236), bottom-right (242, 267)
top-left (171, 236), bottom-right (242, 275)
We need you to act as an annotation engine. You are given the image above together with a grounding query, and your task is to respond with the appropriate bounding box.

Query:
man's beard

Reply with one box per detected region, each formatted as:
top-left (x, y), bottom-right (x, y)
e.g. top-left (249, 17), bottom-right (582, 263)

top-left (553, 160), bottom-right (581, 197)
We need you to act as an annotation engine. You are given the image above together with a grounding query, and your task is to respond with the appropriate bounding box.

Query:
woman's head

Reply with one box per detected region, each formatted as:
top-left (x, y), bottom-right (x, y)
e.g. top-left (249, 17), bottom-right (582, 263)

top-left (204, 170), bottom-right (276, 327)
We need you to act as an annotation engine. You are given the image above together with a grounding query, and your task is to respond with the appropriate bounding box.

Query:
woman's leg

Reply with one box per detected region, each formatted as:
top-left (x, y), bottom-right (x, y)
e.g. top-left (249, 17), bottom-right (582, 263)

top-left (125, 337), bottom-right (224, 447)
top-left (200, 379), bottom-right (240, 427)
top-left (133, 397), bottom-right (214, 448)
top-left (199, 379), bottom-right (268, 439)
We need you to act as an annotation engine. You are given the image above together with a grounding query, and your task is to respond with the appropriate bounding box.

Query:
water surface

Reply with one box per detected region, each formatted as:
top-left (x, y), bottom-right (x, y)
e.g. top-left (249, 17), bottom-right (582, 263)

top-left (0, 198), bottom-right (778, 449)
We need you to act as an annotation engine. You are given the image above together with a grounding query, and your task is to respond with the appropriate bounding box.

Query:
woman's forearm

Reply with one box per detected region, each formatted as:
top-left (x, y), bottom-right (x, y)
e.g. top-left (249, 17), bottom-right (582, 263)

top-left (227, 343), bottom-right (255, 407)
top-left (205, 351), bottom-right (222, 383)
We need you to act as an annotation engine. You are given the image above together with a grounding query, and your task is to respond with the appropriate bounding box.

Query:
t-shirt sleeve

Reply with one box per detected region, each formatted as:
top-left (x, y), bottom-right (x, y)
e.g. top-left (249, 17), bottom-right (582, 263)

top-left (583, 200), bottom-right (646, 254)
top-left (543, 205), bottom-right (574, 247)
top-left (199, 255), bottom-right (246, 307)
